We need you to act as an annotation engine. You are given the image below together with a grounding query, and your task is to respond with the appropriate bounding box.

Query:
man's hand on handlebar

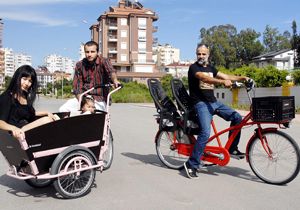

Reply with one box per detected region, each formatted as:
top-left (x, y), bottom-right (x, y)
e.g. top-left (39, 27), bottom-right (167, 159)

top-left (112, 80), bottom-right (121, 89)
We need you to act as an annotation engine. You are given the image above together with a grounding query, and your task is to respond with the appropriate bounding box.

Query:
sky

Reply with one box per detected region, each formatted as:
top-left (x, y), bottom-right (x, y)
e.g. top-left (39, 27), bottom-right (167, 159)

top-left (1, 0), bottom-right (300, 67)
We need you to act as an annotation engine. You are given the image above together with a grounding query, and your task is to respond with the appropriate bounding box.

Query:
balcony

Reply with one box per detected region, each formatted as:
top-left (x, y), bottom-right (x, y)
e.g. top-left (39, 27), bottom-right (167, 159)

top-left (138, 24), bottom-right (146, 30)
top-left (108, 48), bottom-right (117, 54)
top-left (138, 36), bottom-right (146, 42)
top-left (108, 35), bottom-right (118, 42)
top-left (138, 48), bottom-right (147, 53)
top-left (108, 25), bottom-right (118, 30)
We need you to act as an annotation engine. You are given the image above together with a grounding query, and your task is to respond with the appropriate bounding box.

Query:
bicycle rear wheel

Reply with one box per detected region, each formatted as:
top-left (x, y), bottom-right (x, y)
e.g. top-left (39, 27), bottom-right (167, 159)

top-left (156, 129), bottom-right (192, 170)
top-left (248, 130), bottom-right (300, 185)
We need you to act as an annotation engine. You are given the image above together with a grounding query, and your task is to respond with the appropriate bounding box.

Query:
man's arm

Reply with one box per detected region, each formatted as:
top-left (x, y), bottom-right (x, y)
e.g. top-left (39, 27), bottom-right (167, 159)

top-left (103, 58), bottom-right (120, 87)
top-left (195, 72), bottom-right (232, 87)
top-left (217, 72), bottom-right (249, 82)
top-left (72, 63), bottom-right (83, 100)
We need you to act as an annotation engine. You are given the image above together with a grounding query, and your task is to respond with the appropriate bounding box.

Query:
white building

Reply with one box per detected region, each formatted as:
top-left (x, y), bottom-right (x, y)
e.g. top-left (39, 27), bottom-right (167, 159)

top-left (165, 62), bottom-right (192, 78)
top-left (79, 43), bottom-right (85, 60)
top-left (252, 49), bottom-right (295, 70)
top-left (44, 54), bottom-right (75, 74)
top-left (14, 53), bottom-right (32, 69)
top-left (36, 70), bottom-right (54, 90)
top-left (3, 48), bottom-right (14, 77)
top-left (154, 44), bottom-right (180, 67)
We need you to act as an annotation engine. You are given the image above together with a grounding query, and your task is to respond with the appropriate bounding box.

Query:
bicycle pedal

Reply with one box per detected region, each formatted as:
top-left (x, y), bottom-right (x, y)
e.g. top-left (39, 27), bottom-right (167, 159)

top-left (203, 163), bottom-right (216, 167)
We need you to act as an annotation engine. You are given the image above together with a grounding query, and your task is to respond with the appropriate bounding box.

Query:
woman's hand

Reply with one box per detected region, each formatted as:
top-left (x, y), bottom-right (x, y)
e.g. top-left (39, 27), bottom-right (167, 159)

top-left (47, 112), bottom-right (60, 121)
top-left (11, 127), bottom-right (25, 139)
top-left (36, 111), bottom-right (59, 121)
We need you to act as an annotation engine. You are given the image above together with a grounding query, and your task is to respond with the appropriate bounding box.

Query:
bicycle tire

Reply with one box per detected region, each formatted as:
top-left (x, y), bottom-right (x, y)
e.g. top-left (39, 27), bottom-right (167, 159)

top-left (103, 130), bottom-right (114, 170)
top-left (155, 129), bottom-right (192, 170)
top-left (248, 130), bottom-right (300, 185)
top-left (25, 178), bottom-right (53, 188)
top-left (52, 150), bottom-right (96, 198)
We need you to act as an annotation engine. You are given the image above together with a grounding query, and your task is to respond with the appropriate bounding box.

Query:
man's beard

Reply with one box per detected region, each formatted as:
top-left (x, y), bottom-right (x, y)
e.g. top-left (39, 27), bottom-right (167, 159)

top-left (84, 57), bottom-right (96, 68)
top-left (197, 58), bottom-right (208, 65)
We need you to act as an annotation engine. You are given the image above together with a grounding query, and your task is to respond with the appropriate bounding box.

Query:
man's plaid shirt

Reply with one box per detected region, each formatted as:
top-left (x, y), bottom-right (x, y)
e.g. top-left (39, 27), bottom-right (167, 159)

top-left (73, 56), bottom-right (116, 102)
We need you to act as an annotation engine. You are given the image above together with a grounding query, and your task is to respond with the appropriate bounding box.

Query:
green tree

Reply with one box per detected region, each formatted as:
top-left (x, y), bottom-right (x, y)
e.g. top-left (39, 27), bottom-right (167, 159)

top-left (263, 25), bottom-right (291, 52)
top-left (160, 74), bottom-right (174, 99)
top-left (235, 28), bottom-right (264, 64)
top-left (4, 76), bottom-right (11, 89)
top-left (199, 24), bottom-right (238, 68)
top-left (291, 20), bottom-right (300, 68)
top-left (292, 70), bottom-right (300, 85)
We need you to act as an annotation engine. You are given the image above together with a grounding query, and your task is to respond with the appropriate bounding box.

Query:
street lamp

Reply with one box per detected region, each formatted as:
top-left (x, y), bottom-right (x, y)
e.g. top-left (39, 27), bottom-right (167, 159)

top-left (61, 70), bottom-right (64, 99)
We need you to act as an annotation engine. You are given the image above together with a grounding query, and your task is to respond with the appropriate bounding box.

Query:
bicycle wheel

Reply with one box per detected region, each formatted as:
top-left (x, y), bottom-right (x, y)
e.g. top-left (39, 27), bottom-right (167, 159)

top-left (52, 150), bottom-right (96, 198)
top-left (103, 130), bottom-right (114, 170)
top-left (156, 129), bottom-right (192, 170)
top-left (248, 130), bottom-right (300, 185)
top-left (25, 178), bottom-right (53, 188)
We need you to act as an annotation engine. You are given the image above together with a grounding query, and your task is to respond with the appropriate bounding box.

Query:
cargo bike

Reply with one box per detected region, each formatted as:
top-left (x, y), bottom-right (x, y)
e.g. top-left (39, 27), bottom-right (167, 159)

top-left (148, 78), bottom-right (300, 185)
top-left (0, 84), bottom-right (121, 198)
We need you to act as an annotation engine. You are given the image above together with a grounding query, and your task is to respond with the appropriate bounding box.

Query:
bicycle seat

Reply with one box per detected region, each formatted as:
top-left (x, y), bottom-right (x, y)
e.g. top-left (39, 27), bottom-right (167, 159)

top-left (171, 78), bottom-right (199, 135)
top-left (147, 78), bottom-right (180, 131)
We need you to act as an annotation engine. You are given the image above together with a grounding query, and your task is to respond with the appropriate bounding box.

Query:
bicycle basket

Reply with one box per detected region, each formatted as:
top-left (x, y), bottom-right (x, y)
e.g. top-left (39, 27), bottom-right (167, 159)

top-left (252, 96), bottom-right (295, 122)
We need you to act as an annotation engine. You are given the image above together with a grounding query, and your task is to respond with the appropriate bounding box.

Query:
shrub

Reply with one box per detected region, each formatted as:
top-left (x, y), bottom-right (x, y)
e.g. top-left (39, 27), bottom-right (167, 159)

top-left (111, 81), bottom-right (152, 103)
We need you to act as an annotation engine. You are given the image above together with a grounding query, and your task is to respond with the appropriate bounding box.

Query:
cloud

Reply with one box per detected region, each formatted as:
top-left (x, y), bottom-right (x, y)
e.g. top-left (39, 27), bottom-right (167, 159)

top-left (0, 0), bottom-right (103, 6)
top-left (0, 11), bottom-right (75, 27)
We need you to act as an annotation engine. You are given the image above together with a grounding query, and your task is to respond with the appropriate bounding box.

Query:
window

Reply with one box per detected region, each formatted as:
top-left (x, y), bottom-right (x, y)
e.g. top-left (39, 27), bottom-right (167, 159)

top-left (138, 54), bottom-right (146, 63)
top-left (121, 30), bottom-right (127, 38)
top-left (138, 18), bottom-right (147, 28)
top-left (121, 54), bottom-right (127, 62)
top-left (138, 30), bottom-right (146, 41)
top-left (120, 18), bottom-right (127, 26)
top-left (138, 42), bottom-right (146, 52)
top-left (121, 42), bottom-right (127, 50)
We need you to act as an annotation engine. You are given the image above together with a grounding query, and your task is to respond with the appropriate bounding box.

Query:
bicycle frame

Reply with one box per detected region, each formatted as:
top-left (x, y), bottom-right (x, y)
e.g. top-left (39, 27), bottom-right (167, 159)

top-left (163, 83), bottom-right (291, 167)
top-left (79, 84), bottom-right (122, 168)
top-left (98, 85), bottom-right (122, 165)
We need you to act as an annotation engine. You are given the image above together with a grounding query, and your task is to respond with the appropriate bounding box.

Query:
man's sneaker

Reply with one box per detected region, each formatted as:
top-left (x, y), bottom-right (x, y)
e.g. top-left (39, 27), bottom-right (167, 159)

top-left (195, 161), bottom-right (208, 173)
top-left (184, 162), bottom-right (199, 179)
top-left (230, 149), bottom-right (245, 160)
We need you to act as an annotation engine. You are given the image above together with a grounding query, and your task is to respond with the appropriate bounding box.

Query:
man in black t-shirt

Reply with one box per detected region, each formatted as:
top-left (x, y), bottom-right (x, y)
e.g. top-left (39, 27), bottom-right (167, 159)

top-left (184, 44), bottom-right (249, 179)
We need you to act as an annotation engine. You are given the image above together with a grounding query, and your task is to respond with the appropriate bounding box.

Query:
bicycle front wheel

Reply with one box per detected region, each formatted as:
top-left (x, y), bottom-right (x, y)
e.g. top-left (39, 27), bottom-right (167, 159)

top-left (103, 130), bottom-right (114, 170)
top-left (248, 130), bottom-right (300, 185)
top-left (155, 129), bottom-right (192, 170)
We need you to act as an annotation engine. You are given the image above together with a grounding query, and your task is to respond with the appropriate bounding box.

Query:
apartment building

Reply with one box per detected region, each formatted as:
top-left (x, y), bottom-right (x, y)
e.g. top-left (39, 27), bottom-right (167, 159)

top-left (0, 49), bottom-right (4, 88)
top-left (36, 67), bottom-right (54, 90)
top-left (14, 53), bottom-right (32, 69)
top-left (3, 48), bottom-right (14, 77)
top-left (154, 44), bottom-right (180, 67)
top-left (0, 18), bottom-right (3, 49)
top-left (90, 0), bottom-right (165, 82)
top-left (44, 54), bottom-right (75, 74)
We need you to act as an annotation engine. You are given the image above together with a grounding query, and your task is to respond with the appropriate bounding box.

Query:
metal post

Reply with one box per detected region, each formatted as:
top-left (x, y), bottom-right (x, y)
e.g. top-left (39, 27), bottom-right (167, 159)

top-left (61, 72), bottom-right (63, 99)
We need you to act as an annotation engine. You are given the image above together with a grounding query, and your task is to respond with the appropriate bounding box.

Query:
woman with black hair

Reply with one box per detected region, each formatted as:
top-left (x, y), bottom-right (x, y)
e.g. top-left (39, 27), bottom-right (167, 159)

top-left (0, 65), bottom-right (59, 139)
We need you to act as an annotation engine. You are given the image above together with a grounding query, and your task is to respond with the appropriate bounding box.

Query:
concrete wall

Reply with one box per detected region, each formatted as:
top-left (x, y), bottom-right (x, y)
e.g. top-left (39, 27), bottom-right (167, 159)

top-left (215, 86), bottom-right (300, 107)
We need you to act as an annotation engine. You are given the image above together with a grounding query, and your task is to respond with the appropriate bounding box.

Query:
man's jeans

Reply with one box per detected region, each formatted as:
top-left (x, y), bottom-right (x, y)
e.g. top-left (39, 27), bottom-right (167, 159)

top-left (187, 101), bottom-right (242, 169)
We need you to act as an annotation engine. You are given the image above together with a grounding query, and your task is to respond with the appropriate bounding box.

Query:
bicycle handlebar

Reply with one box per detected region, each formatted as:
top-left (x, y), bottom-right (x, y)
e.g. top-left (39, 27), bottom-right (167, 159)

top-left (232, 79), bottom-right (255, 92)
top-left (78, 83), bottom-right (123, 110)
top-left (94, 83), bottom-right (123, 89)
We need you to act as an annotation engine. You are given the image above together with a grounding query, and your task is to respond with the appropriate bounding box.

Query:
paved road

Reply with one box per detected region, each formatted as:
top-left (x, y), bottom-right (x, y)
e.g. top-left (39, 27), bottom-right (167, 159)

top-left (1, 97), bottom-right (300, 210)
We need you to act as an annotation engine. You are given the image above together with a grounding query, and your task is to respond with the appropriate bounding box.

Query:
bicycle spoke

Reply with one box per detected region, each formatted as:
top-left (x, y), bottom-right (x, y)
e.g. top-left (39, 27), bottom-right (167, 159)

top-left (248, 131), bottom-right (300, 185)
